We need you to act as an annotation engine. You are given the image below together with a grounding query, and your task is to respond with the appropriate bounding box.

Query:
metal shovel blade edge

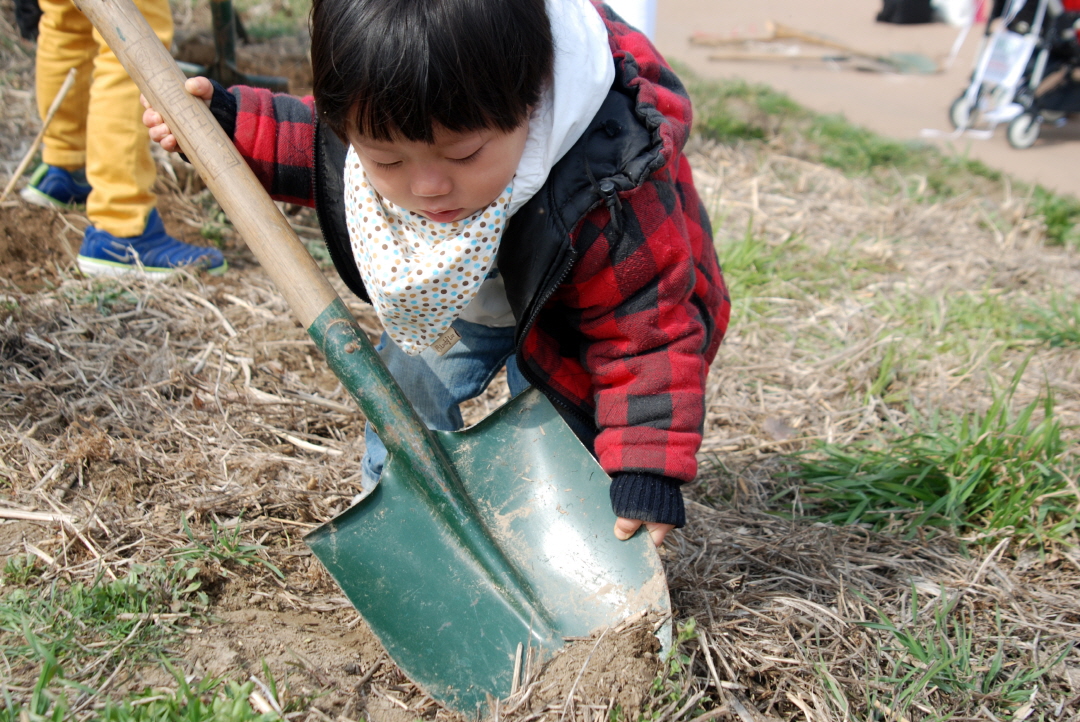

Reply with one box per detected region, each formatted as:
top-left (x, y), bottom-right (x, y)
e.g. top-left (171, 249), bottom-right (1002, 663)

top-left (305, 386), bottom-right (671, 713)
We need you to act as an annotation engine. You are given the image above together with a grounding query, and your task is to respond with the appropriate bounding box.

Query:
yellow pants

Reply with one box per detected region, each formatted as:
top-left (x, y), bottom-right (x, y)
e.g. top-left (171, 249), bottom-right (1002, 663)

top-left (35, 0), bottom-right (173, 237)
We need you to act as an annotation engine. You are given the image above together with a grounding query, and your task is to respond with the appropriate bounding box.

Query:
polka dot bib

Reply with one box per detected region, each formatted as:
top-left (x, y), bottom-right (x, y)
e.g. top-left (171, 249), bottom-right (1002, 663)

top-left (343, 147), bottom-right (513, 355)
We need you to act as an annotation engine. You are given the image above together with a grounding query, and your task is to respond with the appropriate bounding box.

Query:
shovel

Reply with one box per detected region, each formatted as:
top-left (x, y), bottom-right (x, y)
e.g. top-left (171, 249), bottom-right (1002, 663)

top-left (72, 0), bottom-right (671, 712)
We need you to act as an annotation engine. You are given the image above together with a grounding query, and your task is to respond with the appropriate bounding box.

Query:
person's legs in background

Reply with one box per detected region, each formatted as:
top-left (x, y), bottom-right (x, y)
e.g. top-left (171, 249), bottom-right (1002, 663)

top-left (23, 0), bottom-right (94, 208)
top-left (82, 0), bottom-right (166, 237)
top-left (24, 0), bottom-right (227, 277)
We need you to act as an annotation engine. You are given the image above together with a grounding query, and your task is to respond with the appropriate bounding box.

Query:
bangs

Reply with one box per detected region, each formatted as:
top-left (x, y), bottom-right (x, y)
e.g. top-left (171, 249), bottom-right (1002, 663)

top-left (312, 0), bottom-right (553, 143)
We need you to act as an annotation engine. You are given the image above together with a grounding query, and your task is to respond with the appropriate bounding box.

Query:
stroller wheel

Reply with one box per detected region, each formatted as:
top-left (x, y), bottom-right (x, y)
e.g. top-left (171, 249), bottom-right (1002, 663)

top-left (949, 95), bottom-right (974, 130)
top-left (1006, 113), bottom-right (1041, 149)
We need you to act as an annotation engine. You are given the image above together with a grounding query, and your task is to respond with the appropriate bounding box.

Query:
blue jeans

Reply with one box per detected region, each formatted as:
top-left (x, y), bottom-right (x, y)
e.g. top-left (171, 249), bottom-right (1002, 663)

top-left (360, 318), bottom-right (530, 491)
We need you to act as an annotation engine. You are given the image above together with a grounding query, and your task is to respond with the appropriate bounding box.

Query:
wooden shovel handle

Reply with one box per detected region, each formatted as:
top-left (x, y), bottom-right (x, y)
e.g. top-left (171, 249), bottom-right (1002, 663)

top-left (71, 0), bottom-right (337, 329)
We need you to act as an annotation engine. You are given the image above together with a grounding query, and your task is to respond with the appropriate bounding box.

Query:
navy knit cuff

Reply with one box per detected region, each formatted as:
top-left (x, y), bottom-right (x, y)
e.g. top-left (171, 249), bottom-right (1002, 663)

top-left (208, 79), bottom-right (238, 139)
top-left (176, 80), bottom-right (236, 166)
top-left (609, 473), bottom-right (686, 528)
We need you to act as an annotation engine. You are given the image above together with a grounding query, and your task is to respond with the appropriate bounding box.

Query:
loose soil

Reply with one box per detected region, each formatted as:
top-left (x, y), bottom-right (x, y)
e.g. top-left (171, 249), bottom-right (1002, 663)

top-left (0, 204), bottom-right (79, 289)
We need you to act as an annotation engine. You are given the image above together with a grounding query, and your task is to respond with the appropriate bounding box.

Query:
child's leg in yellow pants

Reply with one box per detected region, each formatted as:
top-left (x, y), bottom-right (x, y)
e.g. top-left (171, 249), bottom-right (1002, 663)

top-left (35, 0), bottom-right (173, 237)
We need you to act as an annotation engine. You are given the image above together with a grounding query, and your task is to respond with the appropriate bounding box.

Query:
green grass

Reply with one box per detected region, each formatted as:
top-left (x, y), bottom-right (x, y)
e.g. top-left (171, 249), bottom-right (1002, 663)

top-left (173, 517), bottom-right (283, 581)
top-left (789, 368), bottom-right (1079, 547)
top-left (644, 619), bottom-right (706, 722)
top-left (99, 675), bottom-right (279, 722)
top-left (1, 660), bottom-right (280, 722)
top-left (713, 222), bottom-right (795, 294)
top-left (1031, 186), bottom-right (1080, 246)
top-left (1022, 294), bottom-right (1080, 347)
top-left (870, 288), bottom-right (1034, 366)
top-left (857, 586), bottom-right (1067, 720)
top-left (713, 224), bottom-right (866, 303)
top-left (234, 0), bottom-right (309, 41)
top-left (0, 562), bottom-right (203, 669)
top-left (681, 76), bottom-right (799, 143)
top-left (60, 281), bottom-right (141, 316)
top-left (0, 553), bottom-right (304, 722)
top-left (681, 67), bottom-right (1080, 240)
top-left (304, 239), bottom-right (332, 267)
top-left (0, 561), bottom-right (206, 720)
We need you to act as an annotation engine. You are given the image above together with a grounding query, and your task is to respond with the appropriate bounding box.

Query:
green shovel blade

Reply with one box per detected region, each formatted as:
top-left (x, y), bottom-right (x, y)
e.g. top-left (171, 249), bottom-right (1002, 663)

top-left (303, 299), bottom-right (670, 713)
top-left (305, 389), bottom-right (670, 711)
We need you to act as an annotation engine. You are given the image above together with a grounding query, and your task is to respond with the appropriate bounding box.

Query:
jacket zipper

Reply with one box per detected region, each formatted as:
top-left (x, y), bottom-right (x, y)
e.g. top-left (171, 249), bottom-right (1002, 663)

top-left (514, 179), bottom-right (630, 427)
top-left (514, 248), bottom-right (598, 431)
top-left (513, 194), bottom-right (612, 432)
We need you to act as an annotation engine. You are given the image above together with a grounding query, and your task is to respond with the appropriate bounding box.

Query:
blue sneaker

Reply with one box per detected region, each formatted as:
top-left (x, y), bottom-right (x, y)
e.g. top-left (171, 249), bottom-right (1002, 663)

top-left (20, 164), bottom-right (92, 209)
top-left (78, 209), bottom-right (228, 278)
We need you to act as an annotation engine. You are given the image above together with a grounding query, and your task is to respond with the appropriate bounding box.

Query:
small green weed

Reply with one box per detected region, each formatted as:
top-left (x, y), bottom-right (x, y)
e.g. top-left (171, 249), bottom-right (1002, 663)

top-left (200, 221), bottom-right (228, 247)
top-left (1022, 294), bottom-right (1080, 347)
top-left (1, 554), bottom-right (42, 587)
top-left (174, 516), bottom-right (284, 580)
top-left (644, 619), bottom-right (703, 722)
top-left (808, 114), bottom-right (913, 175)
top-left (871, 288), bottom-right (1030, 366)
top-left (0, 562), bottom-right (204, 722)
top-left (62, 280), bottom-right (140, 314)
top-left (860, 585), bottom-right (1068, 719)
top-left (235, 0), bottom-right (308, 41)
top-left (714, 224), bottom-right (800, 295)
top-left (99, 671), bottom-right (280, 722)
top-left (304, 239), bottom-right (332, 267)
top-left (682, 68), bottom-right (1013, 201)
top-left (0, 563), bottom-right (202, 671)
top-left (2, 658), bottom-right (279, 722)
top-left (791, 369), bottom-right (1079, 546)
top-left (1031, 186), bottom-right (1080, 246)
top-left (0, 629), bottom-right (76, 722)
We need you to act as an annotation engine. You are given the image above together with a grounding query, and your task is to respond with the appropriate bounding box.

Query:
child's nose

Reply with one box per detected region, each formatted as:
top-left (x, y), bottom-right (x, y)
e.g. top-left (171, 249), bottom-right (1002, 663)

top-left (410, 168), bottom-right (452, 198)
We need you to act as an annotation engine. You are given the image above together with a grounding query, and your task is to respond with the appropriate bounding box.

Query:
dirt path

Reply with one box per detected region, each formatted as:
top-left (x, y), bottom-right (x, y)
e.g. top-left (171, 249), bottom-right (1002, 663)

top-left (654, 0), bottom-right (1080, 198)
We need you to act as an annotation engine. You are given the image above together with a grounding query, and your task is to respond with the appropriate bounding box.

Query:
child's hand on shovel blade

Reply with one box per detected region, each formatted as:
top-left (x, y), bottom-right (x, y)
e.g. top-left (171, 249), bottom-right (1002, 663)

top-left (614, 517), bottom-right (674, 547)
top-left (141, 77), bottom-right (214, 154)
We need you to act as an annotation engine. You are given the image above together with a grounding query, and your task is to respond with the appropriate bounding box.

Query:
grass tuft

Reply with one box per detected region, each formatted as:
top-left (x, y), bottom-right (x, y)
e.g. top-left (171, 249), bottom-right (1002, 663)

top-left (1031, 186), bottom-right (1080, 247)
top-left (0, 561), bottom-right (205, 720)
top-left (1023, 294), bottom-right (1080, 347)
top-left (859, 585), bottom-right (1068, 719)
top-left (173, 516), bottom-right (284, 580)
top-left (790, 369), bottom-right (1079, 546)
top-left (99, 671), bottom-right (280, 722)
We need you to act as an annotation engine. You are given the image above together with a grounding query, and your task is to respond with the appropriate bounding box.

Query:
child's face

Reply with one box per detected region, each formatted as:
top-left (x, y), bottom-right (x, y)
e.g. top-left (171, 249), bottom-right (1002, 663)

top-left (349, 122), bottom-right (530, 224)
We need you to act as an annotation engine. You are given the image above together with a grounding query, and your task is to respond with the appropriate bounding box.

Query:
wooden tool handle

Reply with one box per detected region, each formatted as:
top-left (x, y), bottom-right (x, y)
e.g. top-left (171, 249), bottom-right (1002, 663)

top-left (72, 0), bottom-right (337, 328)
top-left (1, 68), bottom-right (79, 204)
top-left (768, 21), bottom-right (873, 58)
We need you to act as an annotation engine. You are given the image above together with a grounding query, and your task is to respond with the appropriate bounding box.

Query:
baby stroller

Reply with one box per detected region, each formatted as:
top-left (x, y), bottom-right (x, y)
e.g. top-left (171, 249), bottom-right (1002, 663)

top-left (949, 0), bottom-right (1080, 148)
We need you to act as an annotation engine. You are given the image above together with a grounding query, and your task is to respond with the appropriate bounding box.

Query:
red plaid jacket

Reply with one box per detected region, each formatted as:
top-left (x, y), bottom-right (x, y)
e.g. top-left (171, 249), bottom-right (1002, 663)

top-left (211, 3), bottom-right (730, 526)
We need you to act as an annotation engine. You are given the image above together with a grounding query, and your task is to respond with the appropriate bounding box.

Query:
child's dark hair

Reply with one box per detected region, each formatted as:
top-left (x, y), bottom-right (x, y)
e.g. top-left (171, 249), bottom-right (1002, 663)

top-left (311, 0), bottom-right (554, 143)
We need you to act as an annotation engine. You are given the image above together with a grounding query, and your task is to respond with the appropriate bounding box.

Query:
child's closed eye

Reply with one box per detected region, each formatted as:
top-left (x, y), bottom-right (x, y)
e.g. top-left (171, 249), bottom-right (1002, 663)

top-left (448, 147), bottom-right (483, 165)
top-left (372, 160), bottom-right (402, 170)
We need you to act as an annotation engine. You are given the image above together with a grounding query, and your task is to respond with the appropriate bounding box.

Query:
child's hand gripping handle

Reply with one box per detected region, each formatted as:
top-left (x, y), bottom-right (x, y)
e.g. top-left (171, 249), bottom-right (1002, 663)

top-left (71, 0), bottom-right (337, 328)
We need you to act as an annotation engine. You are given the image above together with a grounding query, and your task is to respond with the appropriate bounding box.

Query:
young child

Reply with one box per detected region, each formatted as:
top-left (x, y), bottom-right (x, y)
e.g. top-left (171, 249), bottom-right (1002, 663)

top-left (145, 0), bottom-right (730, 546)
